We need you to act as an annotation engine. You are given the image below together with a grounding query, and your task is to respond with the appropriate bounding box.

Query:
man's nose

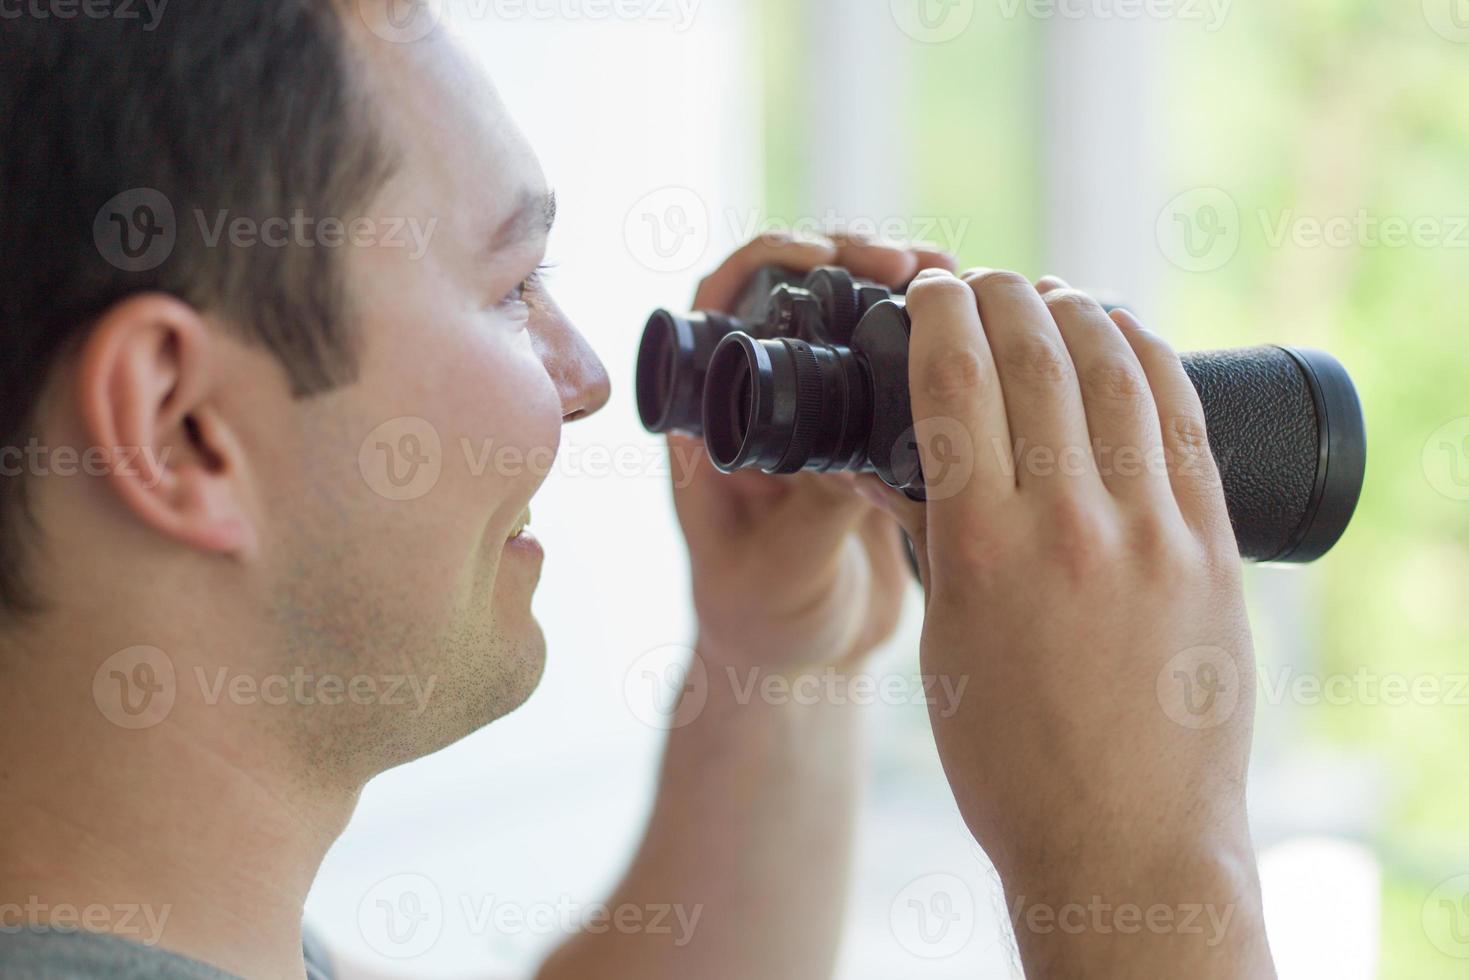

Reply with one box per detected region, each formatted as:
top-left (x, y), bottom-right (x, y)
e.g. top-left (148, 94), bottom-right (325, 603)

top-left (533, 311), bottom-right (611, 422)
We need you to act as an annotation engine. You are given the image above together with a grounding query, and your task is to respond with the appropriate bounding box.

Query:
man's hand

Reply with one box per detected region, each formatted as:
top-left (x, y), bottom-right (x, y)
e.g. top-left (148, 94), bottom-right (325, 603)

top-left (669, 234), bottom-right (955, 671)
top-left (863, 268), bottom-right (1274, 977)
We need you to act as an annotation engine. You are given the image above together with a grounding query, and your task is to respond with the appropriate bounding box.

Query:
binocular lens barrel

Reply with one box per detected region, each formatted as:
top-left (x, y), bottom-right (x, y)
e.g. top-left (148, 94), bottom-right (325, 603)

top-left (635, 309), bottom-right (742, 434)
top-left (703, 334), bottom-right (872, 475)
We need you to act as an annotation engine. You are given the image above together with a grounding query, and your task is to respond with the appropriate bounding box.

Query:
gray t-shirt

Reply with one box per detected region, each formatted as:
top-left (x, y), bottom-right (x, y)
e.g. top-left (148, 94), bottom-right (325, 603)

top-left (0, 928), bottom-right (334, 980)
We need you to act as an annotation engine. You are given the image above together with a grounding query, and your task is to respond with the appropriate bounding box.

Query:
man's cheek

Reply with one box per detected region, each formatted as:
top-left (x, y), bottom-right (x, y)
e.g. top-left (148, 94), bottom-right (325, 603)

top-left (451, 386), bottom-right (562, 487)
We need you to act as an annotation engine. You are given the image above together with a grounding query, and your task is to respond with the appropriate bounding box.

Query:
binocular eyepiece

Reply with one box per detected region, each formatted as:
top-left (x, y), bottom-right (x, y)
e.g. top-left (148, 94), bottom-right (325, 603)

top-left (637, 266), bottom-right (1367, 564)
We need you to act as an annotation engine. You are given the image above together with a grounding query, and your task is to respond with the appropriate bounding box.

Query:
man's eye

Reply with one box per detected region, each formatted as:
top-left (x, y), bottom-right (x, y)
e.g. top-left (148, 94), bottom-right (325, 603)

top-left (501, 264), bottom-right (553, 309)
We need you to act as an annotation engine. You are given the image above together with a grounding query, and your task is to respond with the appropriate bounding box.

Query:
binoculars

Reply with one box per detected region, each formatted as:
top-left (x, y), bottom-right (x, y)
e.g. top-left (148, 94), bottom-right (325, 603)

top-left (636, 266), bottom-right (1366, 564)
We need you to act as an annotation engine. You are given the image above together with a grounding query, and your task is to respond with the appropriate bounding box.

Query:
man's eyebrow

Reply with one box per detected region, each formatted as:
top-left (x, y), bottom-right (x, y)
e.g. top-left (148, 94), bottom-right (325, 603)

top-left (490, 189), bottom-right (557, 252)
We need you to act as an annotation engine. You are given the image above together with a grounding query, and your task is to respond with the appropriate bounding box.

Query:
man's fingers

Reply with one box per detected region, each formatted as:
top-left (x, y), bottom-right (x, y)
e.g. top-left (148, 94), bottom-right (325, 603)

top-left (1043, 289), bottom-right (1171, 505)
top-left (831, 234), bottom-right (957, 289)
top-left (856, 475), bottom-right (931, 593)
top-left (905, 270), bottom-right (1013, 544)
top-left (831, 236), bottom-right (920, 288)
top-left (855, 474), bottom-right (926, 543)
top-left (692, 232), bottom-right (954, 313)
top-left (1111, 309), bottom-right (1231, 542)
top-left (691, 234), bottom-right (839, 311)
top-left (911, 244), bottom-right (960, 276)
top-left (961, 268), bottom-right (1095, 494)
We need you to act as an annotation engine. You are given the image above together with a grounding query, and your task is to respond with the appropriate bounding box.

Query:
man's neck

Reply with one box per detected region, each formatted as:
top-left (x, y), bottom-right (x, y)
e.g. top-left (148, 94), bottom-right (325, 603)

top-left (0, 634), bottom-right (361, 980)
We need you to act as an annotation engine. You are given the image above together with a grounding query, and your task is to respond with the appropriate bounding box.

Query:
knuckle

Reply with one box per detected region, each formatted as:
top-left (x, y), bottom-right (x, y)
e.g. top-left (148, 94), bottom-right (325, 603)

top-left (930, 519), bottom-right (1007, 582)
top-left (921, 345), bottom-right (988, 398)
top-left (1039, 494), bottom-right (1113, 582)
top-left (1165, 413), bottom-right (1211, 458)
top-left (1081, 355), bottom-right (1150, 407)
top-left (964, 268), bottom-right (1034, 301)
top-left (1043, 287), bottom-right (1104, 318)
top-left (1124, 510), bottom-right (1191, 576)
top-left (1135, 328), bottom-right (1182, 364)
top-left (906, 273), bottom-right (975, 313)
top-left (749, 229), bottom-right (792, 248)
top-left (1002, 334), bottom-right (1073, 384)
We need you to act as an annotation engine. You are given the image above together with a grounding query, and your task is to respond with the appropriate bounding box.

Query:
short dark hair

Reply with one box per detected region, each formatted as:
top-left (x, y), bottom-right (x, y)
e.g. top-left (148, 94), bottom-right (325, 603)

top-left (0, 2), bottom-right (393, 613)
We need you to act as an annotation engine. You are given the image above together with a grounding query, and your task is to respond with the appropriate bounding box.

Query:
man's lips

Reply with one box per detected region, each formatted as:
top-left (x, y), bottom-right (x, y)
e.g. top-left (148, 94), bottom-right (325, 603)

top-left (507, 505), bottom-right (532, 541)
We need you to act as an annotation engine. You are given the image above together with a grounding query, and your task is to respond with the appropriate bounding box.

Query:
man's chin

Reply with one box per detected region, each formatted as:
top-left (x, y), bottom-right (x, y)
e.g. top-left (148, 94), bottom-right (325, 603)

top-left (496, 622), bottom-right (548, 715)
top-left (450, 619), bottom-right (547, 727)
top-left (347, 623), bottom-right (548, 773)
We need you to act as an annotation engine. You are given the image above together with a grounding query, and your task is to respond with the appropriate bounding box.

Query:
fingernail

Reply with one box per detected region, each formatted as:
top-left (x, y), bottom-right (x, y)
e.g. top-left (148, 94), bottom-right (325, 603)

top-left (912, 267), bottom-right (955, 282)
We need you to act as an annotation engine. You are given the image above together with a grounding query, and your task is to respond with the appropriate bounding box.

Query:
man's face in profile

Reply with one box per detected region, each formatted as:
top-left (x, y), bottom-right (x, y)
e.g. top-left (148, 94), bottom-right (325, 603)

top-left (254, 20), bottom-right (608, 775)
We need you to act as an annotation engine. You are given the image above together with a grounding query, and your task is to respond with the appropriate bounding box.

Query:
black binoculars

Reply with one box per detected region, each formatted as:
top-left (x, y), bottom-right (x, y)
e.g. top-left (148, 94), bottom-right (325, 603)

top-left (636, 266), bottom-right (1366, 564)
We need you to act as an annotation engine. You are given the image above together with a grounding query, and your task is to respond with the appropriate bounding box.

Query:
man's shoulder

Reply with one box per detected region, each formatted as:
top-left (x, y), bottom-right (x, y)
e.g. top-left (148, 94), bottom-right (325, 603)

top-left (0, 929), bottom-right (236, 980)
top-left (0, 928), bottom-right (337, 980)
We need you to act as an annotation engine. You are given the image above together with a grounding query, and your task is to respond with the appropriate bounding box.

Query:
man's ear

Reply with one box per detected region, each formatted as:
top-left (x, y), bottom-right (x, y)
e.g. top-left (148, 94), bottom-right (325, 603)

top-left (75, 293), bottom-right (258, 558)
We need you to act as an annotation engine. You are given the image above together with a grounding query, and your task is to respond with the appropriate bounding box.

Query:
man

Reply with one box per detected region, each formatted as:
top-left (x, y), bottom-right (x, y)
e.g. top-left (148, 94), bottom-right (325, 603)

top-left (0, 3), bottom-right (1276, 978)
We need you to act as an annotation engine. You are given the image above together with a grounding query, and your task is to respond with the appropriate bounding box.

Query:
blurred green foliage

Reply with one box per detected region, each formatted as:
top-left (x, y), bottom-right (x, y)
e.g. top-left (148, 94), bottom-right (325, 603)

top-left (759, 2), bottom-right (1468, 976)
top-left (1164, 5), bottom-right (1469, 976)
